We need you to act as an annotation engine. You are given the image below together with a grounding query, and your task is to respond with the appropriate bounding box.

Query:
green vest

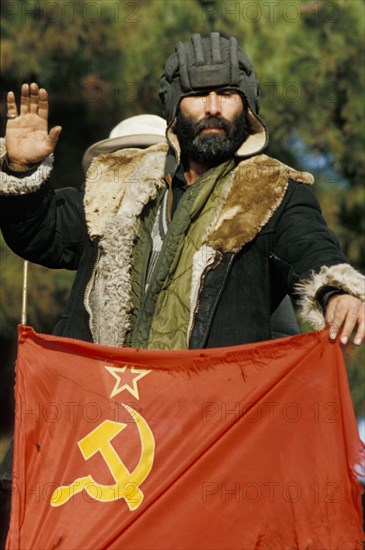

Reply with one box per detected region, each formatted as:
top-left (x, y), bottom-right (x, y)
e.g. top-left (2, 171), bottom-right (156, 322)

top-left (130, 160), bottom-right (234, 349)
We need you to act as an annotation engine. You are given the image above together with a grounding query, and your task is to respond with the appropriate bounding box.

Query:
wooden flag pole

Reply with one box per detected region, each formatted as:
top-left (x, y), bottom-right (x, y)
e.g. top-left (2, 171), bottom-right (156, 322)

top-left (21, 260), bottom-right (29, 325)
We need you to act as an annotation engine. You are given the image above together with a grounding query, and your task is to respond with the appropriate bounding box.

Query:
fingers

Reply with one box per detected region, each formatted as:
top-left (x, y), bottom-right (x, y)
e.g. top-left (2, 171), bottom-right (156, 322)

top-left (7, 91), bottom-right (18, 117)
top-left (30, 82), bottom-right (39, 114)
top-left (325, 297), bottom-right (336, 325)
top-left (327, 298), bottom-right (346, 342)
top-left (325, 297), bottom-right (337, 337)
top-left (353, 314), bottom-right (365, 346)
top-left (28, 82), bottom-right (49, 120)
top-left (38, 87), bottom-right (49, 120)
top-left (338, 306), bottom-right (358, 345)
top-left (49, 125), bottom-right (62, 147)
top-left (12, 82), bottom-right (49, 119)
top-left (20, 83), bottom-right (30, 115)
top-left (326, 295), bottom-right (365, 346)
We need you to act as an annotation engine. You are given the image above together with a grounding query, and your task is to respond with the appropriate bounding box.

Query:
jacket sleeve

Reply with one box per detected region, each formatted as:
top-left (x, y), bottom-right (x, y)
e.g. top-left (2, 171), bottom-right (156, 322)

top-left (271, 180), bottom-right (365, 329)
top-left (0, 156), bottom-right (89, 270)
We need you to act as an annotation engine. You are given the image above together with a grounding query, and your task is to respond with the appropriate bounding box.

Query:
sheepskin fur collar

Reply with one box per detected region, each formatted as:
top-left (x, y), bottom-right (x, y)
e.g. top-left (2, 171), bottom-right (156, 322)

top-left (206, 154), bottom-right (313, 253)
top-left (83, 146), bottom-right (314, 346)
top-left (84, 143), bottom-right (169, 238)
top-left (84, 145), bottom-right (314, 248)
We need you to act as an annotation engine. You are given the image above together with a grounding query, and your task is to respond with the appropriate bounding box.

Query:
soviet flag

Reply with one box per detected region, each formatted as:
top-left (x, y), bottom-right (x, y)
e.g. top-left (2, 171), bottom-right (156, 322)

top-left (6, 325), bottom-right (364, 549)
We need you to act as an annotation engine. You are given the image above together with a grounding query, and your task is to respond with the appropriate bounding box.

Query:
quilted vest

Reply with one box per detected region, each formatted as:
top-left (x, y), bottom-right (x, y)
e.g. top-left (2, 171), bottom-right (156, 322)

top-left (130, 160), bottom-right (234, 349)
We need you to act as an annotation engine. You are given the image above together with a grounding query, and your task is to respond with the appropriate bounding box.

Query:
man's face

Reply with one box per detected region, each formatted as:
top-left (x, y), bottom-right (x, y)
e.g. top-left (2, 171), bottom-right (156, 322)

top-left (174, 90), bottom-right (251, 165)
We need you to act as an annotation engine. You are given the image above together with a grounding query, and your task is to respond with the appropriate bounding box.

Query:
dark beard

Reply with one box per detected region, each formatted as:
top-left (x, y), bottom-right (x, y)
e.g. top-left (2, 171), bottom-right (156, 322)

top-left (174, 108), bottom-right (252, 166)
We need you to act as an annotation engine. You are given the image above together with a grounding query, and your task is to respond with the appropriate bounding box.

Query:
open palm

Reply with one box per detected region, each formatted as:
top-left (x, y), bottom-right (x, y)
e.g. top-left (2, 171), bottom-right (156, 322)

top-left (6, 83), bottom-right (62, 168)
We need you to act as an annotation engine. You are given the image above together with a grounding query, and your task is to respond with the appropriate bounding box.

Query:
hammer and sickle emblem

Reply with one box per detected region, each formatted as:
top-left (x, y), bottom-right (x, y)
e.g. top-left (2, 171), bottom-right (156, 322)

top-left (50, 404), bottom-right (155, 511)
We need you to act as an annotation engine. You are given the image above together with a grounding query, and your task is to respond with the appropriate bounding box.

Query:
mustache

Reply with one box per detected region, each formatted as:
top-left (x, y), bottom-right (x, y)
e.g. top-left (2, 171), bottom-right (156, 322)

top-left (194, 116), bottom-right (232, 136)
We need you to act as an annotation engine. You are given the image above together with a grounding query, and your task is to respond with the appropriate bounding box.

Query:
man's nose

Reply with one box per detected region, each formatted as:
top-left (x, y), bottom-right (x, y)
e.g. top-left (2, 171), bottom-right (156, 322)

top-left (204, 92), bottom-right (222, 116)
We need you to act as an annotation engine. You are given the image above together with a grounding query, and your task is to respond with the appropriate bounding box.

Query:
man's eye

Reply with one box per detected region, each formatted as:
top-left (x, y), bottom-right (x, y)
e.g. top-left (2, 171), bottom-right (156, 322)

top-left (218, 92), bottom-right (237, 102)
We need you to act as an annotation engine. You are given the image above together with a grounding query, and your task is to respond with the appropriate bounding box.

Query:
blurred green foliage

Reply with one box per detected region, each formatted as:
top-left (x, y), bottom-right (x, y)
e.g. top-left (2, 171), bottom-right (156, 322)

top-left (0, 235), bottom-right (75, 336)
top-left (0, 0), bottom-right (364, 417)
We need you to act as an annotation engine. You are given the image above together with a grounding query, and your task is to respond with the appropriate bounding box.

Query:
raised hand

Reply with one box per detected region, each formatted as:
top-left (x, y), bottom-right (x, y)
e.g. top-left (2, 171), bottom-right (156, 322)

top-left (5, 82), bottom-right (62, 171)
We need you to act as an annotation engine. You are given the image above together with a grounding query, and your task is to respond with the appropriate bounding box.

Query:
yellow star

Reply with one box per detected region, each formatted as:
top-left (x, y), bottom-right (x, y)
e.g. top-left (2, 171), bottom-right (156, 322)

top-left (104, 365), bottom-right (151, 400)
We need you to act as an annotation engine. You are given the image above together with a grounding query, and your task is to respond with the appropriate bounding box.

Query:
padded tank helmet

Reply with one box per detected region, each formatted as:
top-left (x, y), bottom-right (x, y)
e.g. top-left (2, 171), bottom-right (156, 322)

top-left (159, 32), bottom-right (268, 160)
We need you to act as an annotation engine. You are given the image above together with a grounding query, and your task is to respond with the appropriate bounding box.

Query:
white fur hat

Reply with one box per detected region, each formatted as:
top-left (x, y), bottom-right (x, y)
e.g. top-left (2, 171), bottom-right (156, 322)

top-left (82, 114), bottom-right (167, 171)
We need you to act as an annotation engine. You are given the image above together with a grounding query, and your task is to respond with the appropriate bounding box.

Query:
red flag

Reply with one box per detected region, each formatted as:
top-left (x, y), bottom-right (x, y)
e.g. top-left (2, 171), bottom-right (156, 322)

top-left (7, 326), bottom-right (364, 549)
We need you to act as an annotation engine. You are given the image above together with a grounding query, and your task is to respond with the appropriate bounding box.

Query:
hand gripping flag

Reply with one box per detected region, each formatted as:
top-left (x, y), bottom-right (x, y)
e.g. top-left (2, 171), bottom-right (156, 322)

top-left (6, 326), bottom-right (364, 549)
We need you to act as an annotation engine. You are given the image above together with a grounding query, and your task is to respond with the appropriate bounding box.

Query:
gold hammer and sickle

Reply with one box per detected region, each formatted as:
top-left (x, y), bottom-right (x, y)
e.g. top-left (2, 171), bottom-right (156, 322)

top-left (50, 404), bottom-right (155, 511)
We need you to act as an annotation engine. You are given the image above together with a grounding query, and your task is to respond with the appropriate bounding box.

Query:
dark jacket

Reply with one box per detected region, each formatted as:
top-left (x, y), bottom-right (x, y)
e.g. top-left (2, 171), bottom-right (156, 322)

top-left (0, 146), bottom-right (354, 349)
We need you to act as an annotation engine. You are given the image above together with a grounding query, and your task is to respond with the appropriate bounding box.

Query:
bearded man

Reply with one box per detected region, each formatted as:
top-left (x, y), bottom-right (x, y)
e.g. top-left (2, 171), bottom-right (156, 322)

top-left (1, 32), bottom-right (364, 349)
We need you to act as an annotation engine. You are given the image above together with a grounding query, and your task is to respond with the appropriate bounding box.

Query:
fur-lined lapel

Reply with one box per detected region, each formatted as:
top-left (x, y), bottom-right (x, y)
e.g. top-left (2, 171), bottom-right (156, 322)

top-left (81, 146), bottom-right (314, 346)
top-left (206, 154), bottom-right (314, 253)
top-left (84, 143), bottom-right (168, 238)
top-left (84, 146), bottom-right (313, 250)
